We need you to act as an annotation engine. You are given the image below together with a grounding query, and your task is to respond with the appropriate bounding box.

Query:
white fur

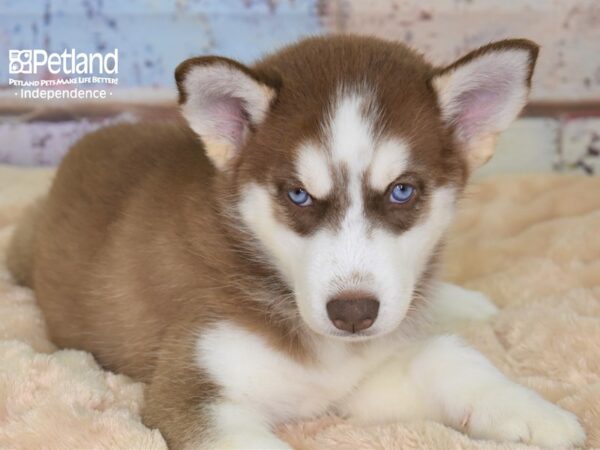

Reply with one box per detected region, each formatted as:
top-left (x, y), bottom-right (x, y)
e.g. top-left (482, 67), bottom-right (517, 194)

top-left (196, 300), bottom-right (585, 448)
top-left (304, 91), bottom-right (378, 334)
top-left (298, 186), bottom-right (456, 338)
top-left (427, 282), bottom-right (499, 325)
top-left (326, 92), bottom-right (376, 172)
top-left (340, 334), bottom-right (585, 447)
top-left (238, 180), bottom-right (457, 339)
top-left (238, 183), bottom-right (304, 287)
top-left (295, 143), bottom-right (333, 199)
top-left (368, 138), bottom-right (410, 191)
top-left (203, 402), bottom-right (292, 450)
top-left (239, 90), bottom-right (458, 338)
top-left (196, 322), bottom-right (396, 422)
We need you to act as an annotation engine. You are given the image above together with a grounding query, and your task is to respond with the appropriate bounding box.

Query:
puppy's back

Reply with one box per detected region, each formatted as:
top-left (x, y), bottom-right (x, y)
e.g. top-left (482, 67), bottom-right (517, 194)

top-left (11, 122), bottom-right (212, 379)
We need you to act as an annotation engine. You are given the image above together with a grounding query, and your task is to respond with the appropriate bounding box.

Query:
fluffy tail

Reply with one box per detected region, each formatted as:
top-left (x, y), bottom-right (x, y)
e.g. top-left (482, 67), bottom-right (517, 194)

top-left (6, 197), bottom-right (45, 287)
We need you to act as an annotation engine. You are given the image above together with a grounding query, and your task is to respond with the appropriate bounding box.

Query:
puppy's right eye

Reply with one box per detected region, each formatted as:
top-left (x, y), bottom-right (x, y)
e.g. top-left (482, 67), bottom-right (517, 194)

top-left (287, 188), bottom-right (313, 207)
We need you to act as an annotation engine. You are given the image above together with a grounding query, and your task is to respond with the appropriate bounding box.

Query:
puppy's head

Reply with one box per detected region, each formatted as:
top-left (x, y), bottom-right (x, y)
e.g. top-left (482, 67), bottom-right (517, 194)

top-left (176, 36), bottom-right (538, 340)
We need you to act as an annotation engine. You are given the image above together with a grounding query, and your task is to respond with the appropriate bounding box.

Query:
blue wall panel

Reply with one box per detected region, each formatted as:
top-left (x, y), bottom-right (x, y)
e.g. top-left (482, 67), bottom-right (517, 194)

top-left (0, 0), bottom-right (325, 87)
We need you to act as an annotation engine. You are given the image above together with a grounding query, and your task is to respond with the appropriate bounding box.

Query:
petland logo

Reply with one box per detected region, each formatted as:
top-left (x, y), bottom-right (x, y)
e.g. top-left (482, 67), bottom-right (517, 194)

top-left (8, 49), bottom-right (119, 100)
top-left (9, 49), bottom-right (118, 75)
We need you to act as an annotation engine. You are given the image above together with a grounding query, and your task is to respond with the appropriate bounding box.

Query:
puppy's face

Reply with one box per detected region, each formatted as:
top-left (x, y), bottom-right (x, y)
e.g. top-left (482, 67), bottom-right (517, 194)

top-left (176, 37), bottom-right (538, 340)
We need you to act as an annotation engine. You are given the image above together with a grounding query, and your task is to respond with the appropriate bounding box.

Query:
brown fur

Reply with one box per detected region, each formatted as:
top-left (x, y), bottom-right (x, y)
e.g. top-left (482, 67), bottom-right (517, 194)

top-left (7, 35), bottom-right (537, 448)
top-left (434, 38), bottom-right (539, 87)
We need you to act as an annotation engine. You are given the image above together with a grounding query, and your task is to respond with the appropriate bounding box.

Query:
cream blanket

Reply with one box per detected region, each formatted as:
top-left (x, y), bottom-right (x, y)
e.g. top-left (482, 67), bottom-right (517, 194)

top-left (0, 165), bottom-right (598, 449)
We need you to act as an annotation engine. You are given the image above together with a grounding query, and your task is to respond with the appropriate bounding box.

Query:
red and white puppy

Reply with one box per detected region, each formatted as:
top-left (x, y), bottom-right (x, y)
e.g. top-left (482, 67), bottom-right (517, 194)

top-left (9, 36), bottom-right (586, 449)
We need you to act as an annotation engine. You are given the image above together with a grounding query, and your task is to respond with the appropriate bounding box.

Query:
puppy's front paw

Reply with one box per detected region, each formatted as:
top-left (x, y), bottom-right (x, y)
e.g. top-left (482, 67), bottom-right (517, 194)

top-left (465, 384), bottom-right (586, 448)
top-left (453, 289), bottom-right (499, 321)
top-left (430, 284), bottom-right (499, 325)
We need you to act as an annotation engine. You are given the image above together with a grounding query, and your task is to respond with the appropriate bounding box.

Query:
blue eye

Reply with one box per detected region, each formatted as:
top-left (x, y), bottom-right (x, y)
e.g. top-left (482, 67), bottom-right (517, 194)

top-left (390, 184), bottom-right (415, 204)
top-left (288, 188), bottom-right (313, 206)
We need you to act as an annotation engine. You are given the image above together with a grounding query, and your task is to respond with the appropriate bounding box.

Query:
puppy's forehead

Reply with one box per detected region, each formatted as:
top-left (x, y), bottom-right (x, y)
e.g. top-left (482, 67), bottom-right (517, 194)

top-left (294, 87), bottom-right (411, 195)
top-left (326, 90), bottom-right (376, 171)
top-left (295, 143), bottom-right (333, 199)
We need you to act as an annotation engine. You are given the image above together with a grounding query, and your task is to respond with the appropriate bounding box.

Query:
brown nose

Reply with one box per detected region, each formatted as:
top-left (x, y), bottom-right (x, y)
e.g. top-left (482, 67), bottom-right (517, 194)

top-left (326, 292), bottom-right (379, 333)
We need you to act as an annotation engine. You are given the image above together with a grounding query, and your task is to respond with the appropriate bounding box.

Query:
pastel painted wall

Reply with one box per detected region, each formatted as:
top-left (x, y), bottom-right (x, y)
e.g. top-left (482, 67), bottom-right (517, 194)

top-left (0, 0), bottom-right (327, 88)
top-left (2, 0), bottom-right (599, 101)
top-left (0, 0), bottom-right (599, 174)
top-left (339, 0), bottom-right (600, 103)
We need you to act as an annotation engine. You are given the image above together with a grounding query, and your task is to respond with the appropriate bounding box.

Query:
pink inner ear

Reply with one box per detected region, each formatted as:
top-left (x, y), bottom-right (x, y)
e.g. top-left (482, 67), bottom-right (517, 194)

top-left (206, 95), bottom-right (247, 147)
top-left (455, 87), bottom-right (506, 140)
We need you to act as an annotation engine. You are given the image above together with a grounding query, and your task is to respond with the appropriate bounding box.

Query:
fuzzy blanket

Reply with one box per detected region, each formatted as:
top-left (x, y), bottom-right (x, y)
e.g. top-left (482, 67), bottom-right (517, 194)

top-left (0, 165), bottom-right (598, 450)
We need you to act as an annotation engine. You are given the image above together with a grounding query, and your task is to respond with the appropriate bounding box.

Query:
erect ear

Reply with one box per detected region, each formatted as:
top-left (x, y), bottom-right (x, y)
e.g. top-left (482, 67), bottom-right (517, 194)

top-left (175, 56), bottom-right (278, 170)
top-left (432, 39), bottom-right (539, 171)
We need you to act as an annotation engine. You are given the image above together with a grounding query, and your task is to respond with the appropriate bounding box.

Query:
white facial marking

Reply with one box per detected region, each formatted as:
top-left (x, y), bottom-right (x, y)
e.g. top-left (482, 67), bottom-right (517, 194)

top-left (301, 186), bottom-right (456, 337)
top-left (238, 88), bottom-right (458, 340)
top-left (295, 143), bottom-right (333, 198)
top-left (368, 137), bottom-right (410, 191)
top-left (294, 90), bottom-right (382, 336)
top-left (327, 91), bottom-right (376, 172)
top-left (238, 183), bottom-right (304, 285)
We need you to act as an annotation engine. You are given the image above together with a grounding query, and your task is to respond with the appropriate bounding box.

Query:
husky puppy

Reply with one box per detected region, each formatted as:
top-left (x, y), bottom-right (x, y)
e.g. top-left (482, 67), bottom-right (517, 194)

top-left (7, 36), bottom-right (586, 449)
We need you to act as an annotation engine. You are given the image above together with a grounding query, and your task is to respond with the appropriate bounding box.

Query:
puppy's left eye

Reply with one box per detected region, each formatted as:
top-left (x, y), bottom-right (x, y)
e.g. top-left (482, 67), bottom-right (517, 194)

top-left (389, 183), bottom-right (415, 204)
top-left (287, 188), bottom-right (313, 206)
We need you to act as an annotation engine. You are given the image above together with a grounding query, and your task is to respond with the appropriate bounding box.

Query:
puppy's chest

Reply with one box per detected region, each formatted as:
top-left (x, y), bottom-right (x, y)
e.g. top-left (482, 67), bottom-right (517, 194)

top-left (195, 322), bottom-right (395, 422)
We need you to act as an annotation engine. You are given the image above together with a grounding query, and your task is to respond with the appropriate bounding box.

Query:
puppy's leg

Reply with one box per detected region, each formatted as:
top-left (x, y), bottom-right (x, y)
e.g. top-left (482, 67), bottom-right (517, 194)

top-left (143, 331), bottom-right (291, 450)
top-left (427, 282), bottom-right (498, 326)
top-left (204, 403), bottom-right (293, 450)
top-left (340, 335), bottom-right (586, 448)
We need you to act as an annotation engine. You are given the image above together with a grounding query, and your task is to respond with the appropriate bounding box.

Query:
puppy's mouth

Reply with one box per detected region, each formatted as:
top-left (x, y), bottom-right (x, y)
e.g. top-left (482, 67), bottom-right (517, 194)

top-left (303, 320), bottom-right (386, 342)
top-left (327, 328), bottom-right (381, 341)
